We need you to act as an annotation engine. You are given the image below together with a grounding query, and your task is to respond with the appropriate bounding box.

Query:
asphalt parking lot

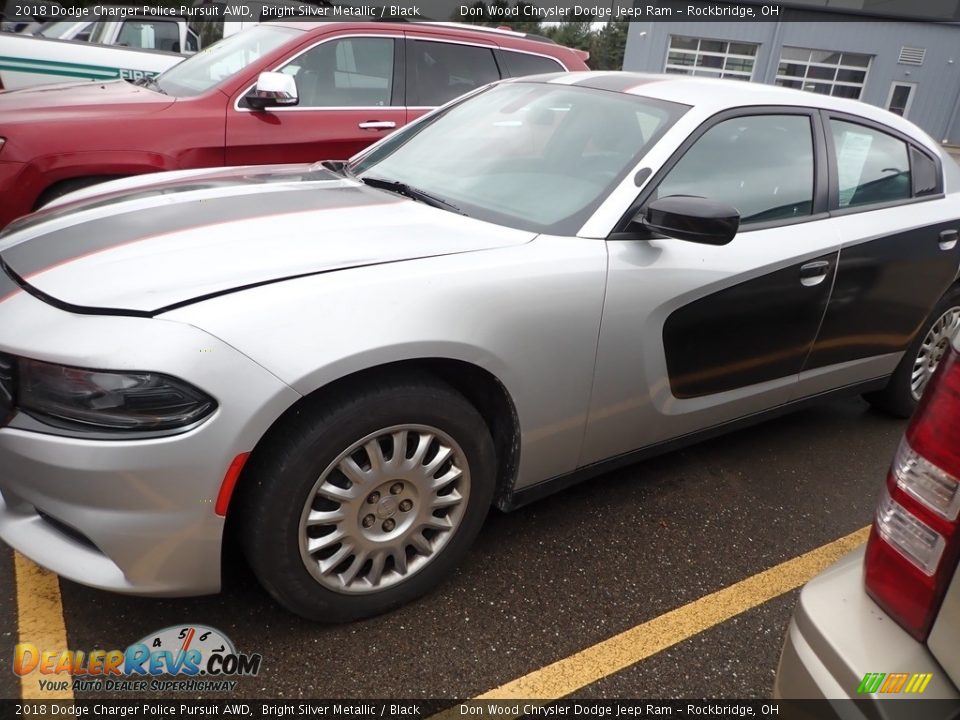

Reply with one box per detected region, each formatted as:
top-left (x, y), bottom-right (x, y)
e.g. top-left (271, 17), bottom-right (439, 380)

top-left (0, 394), bottom-right (906, 702)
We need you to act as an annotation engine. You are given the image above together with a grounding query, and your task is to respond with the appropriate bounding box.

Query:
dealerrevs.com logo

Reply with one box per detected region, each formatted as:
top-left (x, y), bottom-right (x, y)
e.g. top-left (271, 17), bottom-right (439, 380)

top-left (857, 672), bottom-right (933, 695)
top-left (13, 625), bottom-right (262, 693)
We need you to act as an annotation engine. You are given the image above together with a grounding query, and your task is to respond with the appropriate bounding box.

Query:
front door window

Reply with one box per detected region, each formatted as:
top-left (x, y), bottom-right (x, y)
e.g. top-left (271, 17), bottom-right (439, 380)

top-left (280, 37), bottom-right (395, 108)
top-left (654, 114), bottom-right (815, 225)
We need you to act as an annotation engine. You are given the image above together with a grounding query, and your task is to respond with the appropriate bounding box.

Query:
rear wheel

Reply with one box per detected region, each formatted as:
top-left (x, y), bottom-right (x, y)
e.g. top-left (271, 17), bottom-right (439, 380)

top-left (865, 285), bottom-right (960, 417)
top-left (238, 376), bottom-right (496, 622)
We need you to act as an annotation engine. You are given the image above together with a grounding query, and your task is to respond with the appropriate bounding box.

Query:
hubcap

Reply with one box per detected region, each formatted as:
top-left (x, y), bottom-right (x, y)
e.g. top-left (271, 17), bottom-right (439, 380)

top-left (911, 306), bottom-right (960, 401)
top-left (298, 424), bottom-right (470, 594)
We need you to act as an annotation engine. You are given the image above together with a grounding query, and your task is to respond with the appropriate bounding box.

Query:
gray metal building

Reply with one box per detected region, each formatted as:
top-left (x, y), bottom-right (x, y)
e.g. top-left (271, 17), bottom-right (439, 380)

top-left (623, 1), bottom-right (960, 145)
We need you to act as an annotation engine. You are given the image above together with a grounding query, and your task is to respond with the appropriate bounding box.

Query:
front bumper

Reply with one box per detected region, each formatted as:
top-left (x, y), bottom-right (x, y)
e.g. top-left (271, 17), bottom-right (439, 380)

top-left (774, 547), bottom-right (959, 714)
top-left (0, 288), bottom-right (300, 595)
top-left (1, 424), bottom-right (230, 596)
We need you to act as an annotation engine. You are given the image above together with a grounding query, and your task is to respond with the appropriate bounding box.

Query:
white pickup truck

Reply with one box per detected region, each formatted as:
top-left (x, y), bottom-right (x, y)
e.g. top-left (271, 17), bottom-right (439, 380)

top-left (0, 0), bottom-right (332, 92)
top-left (0, 15), bottom-right (202, 90)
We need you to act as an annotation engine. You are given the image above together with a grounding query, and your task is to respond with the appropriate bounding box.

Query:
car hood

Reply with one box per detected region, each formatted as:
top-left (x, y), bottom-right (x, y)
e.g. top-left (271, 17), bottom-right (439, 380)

top-left (0, 79), bottom-right (176, 118)
top-left (0, 164), bottom-right (536, 314)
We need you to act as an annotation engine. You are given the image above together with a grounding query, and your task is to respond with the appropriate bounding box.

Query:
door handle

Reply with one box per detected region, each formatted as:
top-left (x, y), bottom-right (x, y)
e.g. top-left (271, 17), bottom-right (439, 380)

top-left (940, 229), bottom-right (958, 251)
top-left (358, 121), bottom-right (396, 130)
top-left (800, 260), bottom-right (830, 287)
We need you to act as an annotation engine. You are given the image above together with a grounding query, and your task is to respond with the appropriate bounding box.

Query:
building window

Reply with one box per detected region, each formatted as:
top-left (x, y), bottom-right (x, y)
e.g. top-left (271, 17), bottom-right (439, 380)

top-left (664, 36), bottom-right (758, 81)
top-left (776, 47), bottom-right (871, 99)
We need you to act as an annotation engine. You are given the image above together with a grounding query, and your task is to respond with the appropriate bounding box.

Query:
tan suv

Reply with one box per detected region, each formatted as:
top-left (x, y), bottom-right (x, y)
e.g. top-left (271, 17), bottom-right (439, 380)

top-left (775, 323), bottom-right (960, 710)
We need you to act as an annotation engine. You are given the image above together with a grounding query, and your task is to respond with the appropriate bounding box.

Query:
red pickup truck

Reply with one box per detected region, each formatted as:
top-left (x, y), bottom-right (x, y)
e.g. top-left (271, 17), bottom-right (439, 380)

top-left (0, 22), bottom-right (588, 228)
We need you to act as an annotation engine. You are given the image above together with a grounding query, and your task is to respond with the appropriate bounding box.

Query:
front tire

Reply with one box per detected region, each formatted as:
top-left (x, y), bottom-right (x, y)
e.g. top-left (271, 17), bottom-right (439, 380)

top-left (238, 376), bottom-right (496, 622)
top-left (865, 285), bottom-right (960, 417)
top-left (35, 176), bottom-right (122, 209)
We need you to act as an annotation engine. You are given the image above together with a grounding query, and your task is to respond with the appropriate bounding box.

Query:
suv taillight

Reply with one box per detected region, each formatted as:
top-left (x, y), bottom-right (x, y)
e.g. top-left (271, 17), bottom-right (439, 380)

top-left (865, 342), bottom-right (960, 640)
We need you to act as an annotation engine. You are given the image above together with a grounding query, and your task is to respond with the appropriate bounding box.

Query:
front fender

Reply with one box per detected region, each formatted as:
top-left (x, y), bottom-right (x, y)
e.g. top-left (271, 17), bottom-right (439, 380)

top-left (30, 149), bottom-right (177, 182)
top-left (161, 237), bottom-right (610, 490)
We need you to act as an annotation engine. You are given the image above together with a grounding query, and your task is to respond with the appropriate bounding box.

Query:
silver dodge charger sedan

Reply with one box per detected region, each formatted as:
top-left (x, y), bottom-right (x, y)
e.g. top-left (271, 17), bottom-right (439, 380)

top-left (1, 73), bottom-right (959, 621)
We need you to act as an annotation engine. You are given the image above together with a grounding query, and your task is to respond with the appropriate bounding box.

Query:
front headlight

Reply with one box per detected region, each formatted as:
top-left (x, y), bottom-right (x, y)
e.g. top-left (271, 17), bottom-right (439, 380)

top-left (0, 138), bottom-right (5, 154)
top-left (16, 358), bottom-right (216, 432)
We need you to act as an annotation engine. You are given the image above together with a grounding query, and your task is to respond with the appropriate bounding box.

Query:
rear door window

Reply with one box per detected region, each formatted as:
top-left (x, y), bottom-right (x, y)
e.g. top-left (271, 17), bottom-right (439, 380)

top-left (910, 147), bottom-right (938, 197)
top-left (830, 120), bottom-right (911, 208)
top-left (407, 40), bottom-right (501, 107)
top-left (501, 50), bottom-right (564, 77)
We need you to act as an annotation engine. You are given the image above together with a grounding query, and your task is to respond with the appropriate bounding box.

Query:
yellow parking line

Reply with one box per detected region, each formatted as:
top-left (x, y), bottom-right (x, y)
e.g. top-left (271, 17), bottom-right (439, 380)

top-left (14, 552), bottom-right (73, 700)
top-left (475, 526), bottom-right (870, 701)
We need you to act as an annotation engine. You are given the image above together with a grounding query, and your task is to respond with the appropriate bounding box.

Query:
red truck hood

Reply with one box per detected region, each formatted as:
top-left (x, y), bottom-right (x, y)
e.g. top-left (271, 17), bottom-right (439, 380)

top-left (0, 79), bottom-right (175, 117)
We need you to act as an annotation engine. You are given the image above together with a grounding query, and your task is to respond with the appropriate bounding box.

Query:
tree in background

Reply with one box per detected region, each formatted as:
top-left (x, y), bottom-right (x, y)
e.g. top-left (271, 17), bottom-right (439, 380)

top-left (540, 15), bottom-right (629, 71)
top-left (586, 20), bottom-right (628, 71)
top-left (540, 8), bottom-right (594, 54)
top-left (458, 0), bottom-right (544, 34)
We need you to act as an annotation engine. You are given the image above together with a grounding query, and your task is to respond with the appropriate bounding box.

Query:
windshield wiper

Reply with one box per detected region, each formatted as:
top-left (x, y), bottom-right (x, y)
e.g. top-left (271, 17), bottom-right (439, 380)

top-left (359, 176), bottom-right (465, 216)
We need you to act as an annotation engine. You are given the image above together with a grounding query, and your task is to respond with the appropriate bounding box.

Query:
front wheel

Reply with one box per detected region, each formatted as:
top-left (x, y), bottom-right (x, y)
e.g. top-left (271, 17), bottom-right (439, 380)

top-left (865, 285), bottom-right (960, 417)
top-left (34, 176), bottom-right (122, 209)
top-left (238, 377), bottom-right (496, 622)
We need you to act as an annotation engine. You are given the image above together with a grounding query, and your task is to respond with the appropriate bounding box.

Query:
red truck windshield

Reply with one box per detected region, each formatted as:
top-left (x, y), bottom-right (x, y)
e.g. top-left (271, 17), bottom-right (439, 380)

top-left (156, 25), bottom-right (298, 98)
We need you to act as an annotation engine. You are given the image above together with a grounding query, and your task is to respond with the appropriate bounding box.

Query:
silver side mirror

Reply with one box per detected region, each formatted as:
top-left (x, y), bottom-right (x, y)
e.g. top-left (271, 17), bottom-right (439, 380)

top-left (246, 71), bottom-right (298, 111)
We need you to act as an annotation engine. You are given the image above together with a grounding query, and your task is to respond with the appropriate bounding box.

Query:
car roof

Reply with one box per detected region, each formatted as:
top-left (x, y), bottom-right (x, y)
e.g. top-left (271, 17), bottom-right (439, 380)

top-left (518, 71), bottom-right (940, 150)
top-left (268, 20), bottom-right (563, 48)
top-left (259, 21), bottom-right (587, 67)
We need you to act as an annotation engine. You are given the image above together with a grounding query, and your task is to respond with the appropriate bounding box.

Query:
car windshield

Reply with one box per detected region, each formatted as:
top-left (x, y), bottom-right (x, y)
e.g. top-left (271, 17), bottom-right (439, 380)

top-left (34, 20), bottom-right (85, 38)
top-left (349, 82), bottom-right (687, 235)
top-left (155, 25), bottom-right (299, 98)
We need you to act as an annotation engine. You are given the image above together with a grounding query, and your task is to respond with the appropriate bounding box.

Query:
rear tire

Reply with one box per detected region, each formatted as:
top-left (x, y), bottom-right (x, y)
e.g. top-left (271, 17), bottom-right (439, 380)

top-left (865, 285), bottom-right (960, 418)
top-left (237, 375), bottom-right (496, 622)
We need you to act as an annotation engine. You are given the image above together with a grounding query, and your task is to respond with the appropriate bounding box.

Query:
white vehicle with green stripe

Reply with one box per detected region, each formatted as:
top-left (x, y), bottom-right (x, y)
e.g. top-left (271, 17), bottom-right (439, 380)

top-left (0, 18), bottom-right (198, 90)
